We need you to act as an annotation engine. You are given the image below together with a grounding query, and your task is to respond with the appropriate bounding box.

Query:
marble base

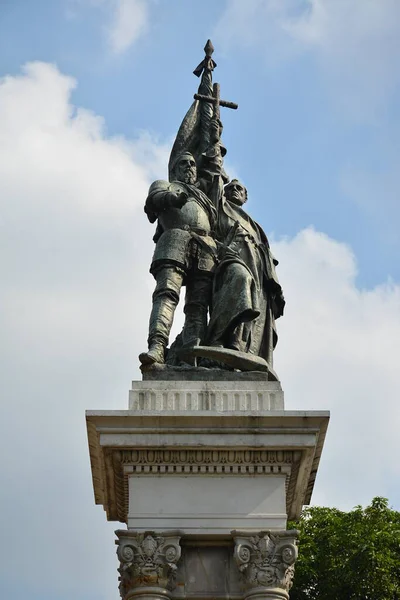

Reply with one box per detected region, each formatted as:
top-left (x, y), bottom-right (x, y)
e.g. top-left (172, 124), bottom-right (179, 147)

top-left (87, 378), bottom-right (329, 599)
top-left (127, 474), bottom-right (287, 532)
top-left (86, 379), bottom-right (329, 533)
top-left (129, 379), bottom-right (284, 411)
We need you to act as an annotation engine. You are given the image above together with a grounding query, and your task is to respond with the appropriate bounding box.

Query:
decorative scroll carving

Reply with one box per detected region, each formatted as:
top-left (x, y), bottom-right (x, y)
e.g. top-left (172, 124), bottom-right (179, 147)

top-left (116, 531), bottom-right (181, 599)
top-left (232, 530), bottom-right (298, 596)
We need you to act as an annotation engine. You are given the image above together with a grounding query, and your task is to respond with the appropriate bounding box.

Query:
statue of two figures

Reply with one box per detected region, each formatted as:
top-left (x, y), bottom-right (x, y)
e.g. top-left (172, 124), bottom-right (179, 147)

top-left (139, 41), bottom-right (285, 378)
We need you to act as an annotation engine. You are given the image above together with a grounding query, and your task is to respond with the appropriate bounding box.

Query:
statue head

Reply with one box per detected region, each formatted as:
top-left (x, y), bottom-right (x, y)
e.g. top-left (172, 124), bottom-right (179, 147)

top-left (225, 179), bottom-right (247, 206)
top-left (172, 152), bottom-right (197, 185)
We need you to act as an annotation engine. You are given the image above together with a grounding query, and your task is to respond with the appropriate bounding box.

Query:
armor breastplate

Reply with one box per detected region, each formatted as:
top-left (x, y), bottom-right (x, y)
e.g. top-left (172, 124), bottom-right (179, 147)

top-left (157, 183), bottom-right (212, 234)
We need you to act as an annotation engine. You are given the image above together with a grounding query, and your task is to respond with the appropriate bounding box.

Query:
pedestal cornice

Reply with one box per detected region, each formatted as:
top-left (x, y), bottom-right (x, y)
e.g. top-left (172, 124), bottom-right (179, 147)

top-left (86, 406), bottom-right (329, 527)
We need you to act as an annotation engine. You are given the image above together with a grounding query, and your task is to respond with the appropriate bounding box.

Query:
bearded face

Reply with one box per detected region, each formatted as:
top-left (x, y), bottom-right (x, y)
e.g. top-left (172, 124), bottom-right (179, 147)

top-left (175, 154), bottom-right (197, 184)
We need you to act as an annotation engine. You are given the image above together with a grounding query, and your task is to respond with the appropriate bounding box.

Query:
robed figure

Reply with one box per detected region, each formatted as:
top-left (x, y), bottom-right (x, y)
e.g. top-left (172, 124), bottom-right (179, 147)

top-left (207, 180), bottom-right (285, 369)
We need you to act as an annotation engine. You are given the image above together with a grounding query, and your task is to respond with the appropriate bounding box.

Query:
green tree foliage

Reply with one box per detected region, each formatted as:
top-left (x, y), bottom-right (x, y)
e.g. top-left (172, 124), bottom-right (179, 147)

top-left (289, 497), bottom-right (400, 600)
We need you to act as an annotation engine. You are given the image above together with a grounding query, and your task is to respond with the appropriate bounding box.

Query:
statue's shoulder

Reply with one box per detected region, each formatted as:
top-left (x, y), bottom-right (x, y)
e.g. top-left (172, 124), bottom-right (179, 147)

top-left (169, 180), bottom-right (188, 192)
top-left (148, 179), bottom-right (170, 195)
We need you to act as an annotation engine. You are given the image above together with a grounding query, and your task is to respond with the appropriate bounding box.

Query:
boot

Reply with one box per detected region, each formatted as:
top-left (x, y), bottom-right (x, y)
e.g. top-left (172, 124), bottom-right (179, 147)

top-left (139, 295), bottom-right (178, 366)
top-left (139, 337), bottom-right (166, 366)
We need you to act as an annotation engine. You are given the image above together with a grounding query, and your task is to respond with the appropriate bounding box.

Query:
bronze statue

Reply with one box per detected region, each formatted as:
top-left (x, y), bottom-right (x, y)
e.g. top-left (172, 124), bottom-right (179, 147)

top-left (139, 41), bottom-right (284, 377)
top-left (138, 151), bottom-right (218, 366)
top-left (207, 179), bottom-right (285, 368)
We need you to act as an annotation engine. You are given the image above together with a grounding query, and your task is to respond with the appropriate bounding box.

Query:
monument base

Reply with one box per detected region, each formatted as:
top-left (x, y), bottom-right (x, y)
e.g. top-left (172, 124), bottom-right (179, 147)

top-left (87, 379), bottom-right (328, 533)
top-left (86, 377), bottom-right (329, 598)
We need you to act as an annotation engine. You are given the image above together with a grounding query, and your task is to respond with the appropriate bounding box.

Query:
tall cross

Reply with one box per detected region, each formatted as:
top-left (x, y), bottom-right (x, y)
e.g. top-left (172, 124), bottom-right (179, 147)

top-left (193, 40), bottom-right (238, 120)
top-left (194, 82), bottom-right (238, 120)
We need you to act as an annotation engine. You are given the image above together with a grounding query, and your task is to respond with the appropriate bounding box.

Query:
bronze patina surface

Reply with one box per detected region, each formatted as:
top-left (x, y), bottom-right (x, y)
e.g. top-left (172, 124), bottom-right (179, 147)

top-left (139, 41), bottom-right (284, 379)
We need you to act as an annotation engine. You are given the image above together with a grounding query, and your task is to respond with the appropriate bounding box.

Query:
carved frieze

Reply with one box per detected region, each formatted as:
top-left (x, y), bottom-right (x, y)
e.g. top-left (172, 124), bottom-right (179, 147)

top-left (107, 449), bottom-right (302, 522)
top-left (116, 531), bottom-right (181, 599)
top-left (232, 530), bottom-right (298, 595)
top-left (120, 448), bottom-right (297, 471)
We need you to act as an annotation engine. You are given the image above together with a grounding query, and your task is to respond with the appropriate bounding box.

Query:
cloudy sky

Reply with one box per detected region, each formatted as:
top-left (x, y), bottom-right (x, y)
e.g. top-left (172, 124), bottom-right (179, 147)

top-left (1, 1), bottom-right (399, 598)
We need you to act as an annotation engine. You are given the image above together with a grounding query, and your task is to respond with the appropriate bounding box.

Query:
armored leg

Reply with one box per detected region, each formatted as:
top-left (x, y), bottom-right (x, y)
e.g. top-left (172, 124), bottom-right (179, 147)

top-left (139, 266), bottom-right (184, 365)
top-left (182, 273), bottom-right (212, 348)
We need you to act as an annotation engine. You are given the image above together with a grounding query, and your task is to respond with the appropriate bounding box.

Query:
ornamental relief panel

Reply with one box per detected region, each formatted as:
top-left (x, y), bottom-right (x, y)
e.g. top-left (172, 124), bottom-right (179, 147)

top-left (233, 530), bottom-right (298, 593)
top-left (116, 532), bottom-right (181, 598)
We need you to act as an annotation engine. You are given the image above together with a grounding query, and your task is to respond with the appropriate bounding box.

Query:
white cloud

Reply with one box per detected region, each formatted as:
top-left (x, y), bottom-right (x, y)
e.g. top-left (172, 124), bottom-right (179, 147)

top-left (75, 0), bottom-right (149, 54)
top-left (0, 61), bottom-right (168, 598)
top-left (273, 228), bottom-right (400, 509)
top-left (215, 0), bottom-right (400, 119)
top-left (1, 60), bottom-right (399, 600)
top-left (106, 0), bottom-right (149, 54)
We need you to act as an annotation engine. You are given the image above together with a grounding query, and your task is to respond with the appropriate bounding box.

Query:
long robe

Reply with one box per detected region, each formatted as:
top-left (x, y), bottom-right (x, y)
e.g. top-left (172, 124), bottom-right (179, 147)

top-left (206, 198), bottom-right (284, 366)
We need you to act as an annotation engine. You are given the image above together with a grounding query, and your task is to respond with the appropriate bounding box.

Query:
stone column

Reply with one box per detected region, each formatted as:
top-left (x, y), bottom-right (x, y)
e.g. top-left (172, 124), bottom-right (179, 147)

top-left (232, 530), bottom-right (298, 600)
top-left (116, 531), bottom-right (181, 600)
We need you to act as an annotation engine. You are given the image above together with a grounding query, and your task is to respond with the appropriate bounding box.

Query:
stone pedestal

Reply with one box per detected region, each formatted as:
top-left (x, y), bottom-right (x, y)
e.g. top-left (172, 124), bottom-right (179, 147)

top-left (86, 377), bottom-right (329, 598)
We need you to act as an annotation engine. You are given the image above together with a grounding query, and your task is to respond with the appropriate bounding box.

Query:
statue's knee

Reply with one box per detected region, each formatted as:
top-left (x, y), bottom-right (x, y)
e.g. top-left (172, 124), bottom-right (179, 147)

top-left (153, 286), bottom-right (180, 304)
top-left (153, 269), bottom-right (183, 303)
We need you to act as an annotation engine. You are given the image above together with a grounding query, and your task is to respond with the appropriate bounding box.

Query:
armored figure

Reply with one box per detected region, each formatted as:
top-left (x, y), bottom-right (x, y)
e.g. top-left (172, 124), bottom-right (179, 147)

top-left (139, 151), bottom-right (219, 366)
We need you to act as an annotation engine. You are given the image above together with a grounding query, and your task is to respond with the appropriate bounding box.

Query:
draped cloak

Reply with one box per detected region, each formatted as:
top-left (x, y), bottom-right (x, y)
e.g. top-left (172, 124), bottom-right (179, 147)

top-left (206, 198), bottom-right (285, 367)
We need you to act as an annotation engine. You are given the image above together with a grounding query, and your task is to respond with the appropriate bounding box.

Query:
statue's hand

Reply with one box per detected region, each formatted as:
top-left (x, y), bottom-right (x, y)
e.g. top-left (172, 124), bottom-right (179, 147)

top-left (166, 190), bottom-right (188, 209)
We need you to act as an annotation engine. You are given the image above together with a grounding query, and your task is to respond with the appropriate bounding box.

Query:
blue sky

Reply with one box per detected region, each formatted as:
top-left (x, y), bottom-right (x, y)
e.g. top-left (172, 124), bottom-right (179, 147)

top-left (0, 2), bottom-right (399, 599)
top-left (2, 0), bottom-right (399, 286)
